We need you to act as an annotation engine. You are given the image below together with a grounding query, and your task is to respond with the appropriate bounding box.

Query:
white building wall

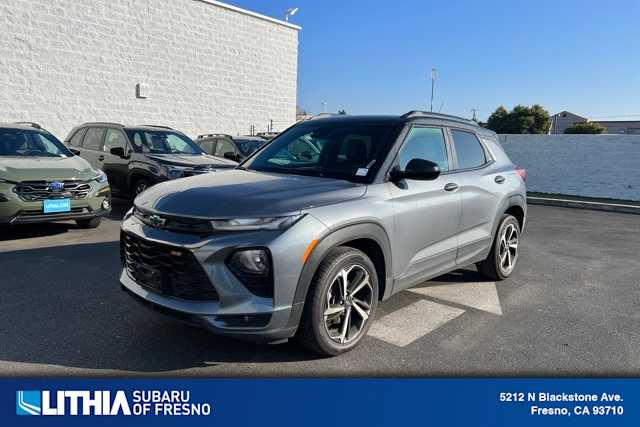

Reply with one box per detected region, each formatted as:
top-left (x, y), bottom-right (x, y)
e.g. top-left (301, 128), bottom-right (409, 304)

top-left (498, 134), bottom-right (640, 201)
top-left (0, 0), bottom-right (299, 139)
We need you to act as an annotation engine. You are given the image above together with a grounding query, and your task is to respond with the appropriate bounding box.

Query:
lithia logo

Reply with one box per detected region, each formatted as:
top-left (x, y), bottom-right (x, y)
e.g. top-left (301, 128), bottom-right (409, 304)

top-left (16, 390), bottom-right (212, 416)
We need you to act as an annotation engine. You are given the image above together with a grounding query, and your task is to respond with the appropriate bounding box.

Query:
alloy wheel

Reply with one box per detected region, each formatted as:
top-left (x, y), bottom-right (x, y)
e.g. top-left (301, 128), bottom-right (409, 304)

top-left (323, 264), bottom-right (373, 344)
top-left (135, 182), bottom-right (148, 195)
top-left (498, 223), bottom-right (518, 274)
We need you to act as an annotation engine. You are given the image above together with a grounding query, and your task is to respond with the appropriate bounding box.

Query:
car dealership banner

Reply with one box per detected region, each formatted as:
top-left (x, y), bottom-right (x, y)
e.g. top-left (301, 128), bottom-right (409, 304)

top-left (1, 379), bottom-right (637, 426)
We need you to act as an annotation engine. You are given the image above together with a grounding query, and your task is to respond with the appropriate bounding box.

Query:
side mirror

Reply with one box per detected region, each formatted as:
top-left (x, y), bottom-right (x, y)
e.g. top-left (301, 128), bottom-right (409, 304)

top-left (390, 159), bottom-right (441, 181)
top-left (224, 151), bottom-right (239, 161)
top-left (110, 147), bottom-right (126, 157)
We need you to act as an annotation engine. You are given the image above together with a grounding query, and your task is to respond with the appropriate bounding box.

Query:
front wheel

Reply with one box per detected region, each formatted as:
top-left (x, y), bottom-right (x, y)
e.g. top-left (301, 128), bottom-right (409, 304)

top-left (476, 214), bottom-right (521, 280)
top-left (297, 247), bottom-right (378, 356)
top-left (131, 178), bottom-right (150, 199)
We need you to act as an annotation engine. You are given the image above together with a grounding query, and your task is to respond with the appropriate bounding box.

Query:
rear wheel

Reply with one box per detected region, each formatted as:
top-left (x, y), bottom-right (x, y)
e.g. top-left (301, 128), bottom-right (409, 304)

top-left (75, 217), bottom-right (102, 229)
top-left (297, 247), bottom-right (378, 356)
top-left (476, 214), bottom-right (520, 280)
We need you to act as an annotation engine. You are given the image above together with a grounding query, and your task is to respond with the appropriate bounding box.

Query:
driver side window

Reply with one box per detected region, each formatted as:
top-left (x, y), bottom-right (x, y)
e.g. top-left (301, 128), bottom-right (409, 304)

top-left (215, 140), bottom-right (236, 157)
top-left (398, 127), bottom-right (449, 172)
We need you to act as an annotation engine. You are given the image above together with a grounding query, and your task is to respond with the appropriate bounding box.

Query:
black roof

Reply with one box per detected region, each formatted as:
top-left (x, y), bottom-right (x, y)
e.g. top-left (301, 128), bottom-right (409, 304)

top-left (297, 112), bottom-right (493, 134)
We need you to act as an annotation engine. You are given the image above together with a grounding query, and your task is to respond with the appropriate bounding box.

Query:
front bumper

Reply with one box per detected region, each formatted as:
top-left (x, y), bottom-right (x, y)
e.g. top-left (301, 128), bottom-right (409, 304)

top-left (119, 212), bottom-right (327, 342)
top-left (0, 181), bottom-right (111, 224)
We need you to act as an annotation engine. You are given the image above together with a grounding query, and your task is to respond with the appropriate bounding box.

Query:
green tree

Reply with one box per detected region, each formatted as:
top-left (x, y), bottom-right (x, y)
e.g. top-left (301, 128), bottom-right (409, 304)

top-left (564, 122), bottom-right (605, 134)
top-left (486, 104), bottom-right (550, 134)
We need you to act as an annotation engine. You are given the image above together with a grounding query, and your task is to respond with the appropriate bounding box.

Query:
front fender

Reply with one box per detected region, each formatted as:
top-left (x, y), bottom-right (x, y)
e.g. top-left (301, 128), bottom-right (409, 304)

top-left (285, 221), bottom-right (393, 332)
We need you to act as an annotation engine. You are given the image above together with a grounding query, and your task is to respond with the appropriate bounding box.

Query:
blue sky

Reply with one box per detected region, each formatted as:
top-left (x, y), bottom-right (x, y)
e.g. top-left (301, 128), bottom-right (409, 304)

top-left (227, 0), bottom-right (640, 121)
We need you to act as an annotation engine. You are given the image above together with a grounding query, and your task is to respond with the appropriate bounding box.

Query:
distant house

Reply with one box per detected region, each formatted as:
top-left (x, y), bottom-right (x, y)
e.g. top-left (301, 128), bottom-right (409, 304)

top-left (548, 111), bottom-right (588, 134)
top-left (550, 111), bottom-right (640, 134)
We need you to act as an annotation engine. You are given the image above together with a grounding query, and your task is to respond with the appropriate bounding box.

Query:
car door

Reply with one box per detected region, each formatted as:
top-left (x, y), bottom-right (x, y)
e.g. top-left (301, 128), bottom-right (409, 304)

top-left (388, 126), bottom-right (462, 291)
top-left (79, 127), bottom-right (106, 169)
top-left (100, 128), bottom-right (131, 193)
top-left (447, 128), bottom-right (504, 265)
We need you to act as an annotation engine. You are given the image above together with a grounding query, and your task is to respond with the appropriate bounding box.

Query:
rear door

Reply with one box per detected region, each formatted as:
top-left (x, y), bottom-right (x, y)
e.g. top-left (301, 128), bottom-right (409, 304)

top-left (447, 128), bottom-right (505, 265)
top-left (100, 128), bottom-right (131, 193)
top-left (388, 126), bottom-right (462, 290)
top-left (79, 127), bottom-right (106, 169)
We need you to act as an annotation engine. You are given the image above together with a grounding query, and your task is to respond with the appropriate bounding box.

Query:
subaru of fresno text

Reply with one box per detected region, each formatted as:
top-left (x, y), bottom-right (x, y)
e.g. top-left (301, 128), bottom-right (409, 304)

top-left (120, 112), bottom-right (527, 355)
top-left (0, 123), bottom-right (111, 227)
top-left (65, 123), bottom-right (238, 199)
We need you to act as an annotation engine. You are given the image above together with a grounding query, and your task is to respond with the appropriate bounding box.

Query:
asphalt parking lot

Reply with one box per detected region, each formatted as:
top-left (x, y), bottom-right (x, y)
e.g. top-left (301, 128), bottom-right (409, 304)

top-left (1, 203), bottom-right (639, 376)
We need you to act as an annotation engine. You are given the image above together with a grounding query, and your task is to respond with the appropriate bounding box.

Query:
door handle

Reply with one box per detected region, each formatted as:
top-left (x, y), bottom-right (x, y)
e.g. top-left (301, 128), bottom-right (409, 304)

top-left (494, 175), bottom-right (506, 184)
top-left (97, 155), bottom-right (105, 161)
top-left (444, 183), bottom-right (459, 192)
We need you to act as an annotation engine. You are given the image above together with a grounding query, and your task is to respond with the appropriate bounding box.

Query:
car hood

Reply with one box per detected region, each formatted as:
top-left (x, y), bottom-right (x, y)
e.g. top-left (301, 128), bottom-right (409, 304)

top-left (0, 155), bottom-right (96, 182)
top-left (135, 169), bottom-right (367, 218)
top-left (145, 153), bottom-right (237, 168)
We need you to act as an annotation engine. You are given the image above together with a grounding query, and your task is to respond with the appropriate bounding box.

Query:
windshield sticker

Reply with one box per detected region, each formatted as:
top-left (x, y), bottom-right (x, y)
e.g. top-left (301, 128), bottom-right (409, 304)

top-left (356, 168), bottom-right (369, 176)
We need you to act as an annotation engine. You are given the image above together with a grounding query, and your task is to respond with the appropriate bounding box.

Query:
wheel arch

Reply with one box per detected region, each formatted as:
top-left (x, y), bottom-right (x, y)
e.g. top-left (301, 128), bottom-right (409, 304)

top-left (286, 221), bottom-right (393, 332)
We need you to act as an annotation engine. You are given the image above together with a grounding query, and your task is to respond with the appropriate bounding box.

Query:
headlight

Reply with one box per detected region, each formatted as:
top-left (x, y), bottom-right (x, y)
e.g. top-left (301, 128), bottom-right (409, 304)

top-left (164, 165), bottom-right (190, 179)
top-left (211, 214), bottom-right (304, 231)
top-left (93, 170), bottom-right (108, 183)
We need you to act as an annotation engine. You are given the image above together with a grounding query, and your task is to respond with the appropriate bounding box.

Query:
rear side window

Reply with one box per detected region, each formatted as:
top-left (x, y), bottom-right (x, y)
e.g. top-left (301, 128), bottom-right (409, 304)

top-left (398, 127), bottom-right (449, 171)
top-left (83, 128), bottom-right (105, 151)
top-left (104, 129), bottom-right (127, 152)
top-left (451, 130), bottom-right (486, 169)
top-left (69, 128), bottom-right (87, 146)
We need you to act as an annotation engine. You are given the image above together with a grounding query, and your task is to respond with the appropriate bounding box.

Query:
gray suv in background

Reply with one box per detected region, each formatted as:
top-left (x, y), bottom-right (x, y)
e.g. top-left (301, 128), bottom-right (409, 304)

top-left (120, 112), bottom-right (527, 355)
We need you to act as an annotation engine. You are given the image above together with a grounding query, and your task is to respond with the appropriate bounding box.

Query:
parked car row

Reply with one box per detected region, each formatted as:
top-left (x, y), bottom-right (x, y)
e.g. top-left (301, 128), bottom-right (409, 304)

top-left (0, 122), bottom-right (270, 226)
top-left (2, 113), bottom-right (527, 357)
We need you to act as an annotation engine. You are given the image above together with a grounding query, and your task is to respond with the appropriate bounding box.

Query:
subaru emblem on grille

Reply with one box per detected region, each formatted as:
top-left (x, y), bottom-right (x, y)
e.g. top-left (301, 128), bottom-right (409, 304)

top-left (149, 214), bottom-right (167, 228)
top-left (49, 181), bottom-right (64, 192)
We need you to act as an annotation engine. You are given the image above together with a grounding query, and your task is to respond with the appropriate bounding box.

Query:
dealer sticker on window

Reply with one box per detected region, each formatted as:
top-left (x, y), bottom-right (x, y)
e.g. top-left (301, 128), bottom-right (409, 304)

top-left (355, 168), bottom-right (369, 176)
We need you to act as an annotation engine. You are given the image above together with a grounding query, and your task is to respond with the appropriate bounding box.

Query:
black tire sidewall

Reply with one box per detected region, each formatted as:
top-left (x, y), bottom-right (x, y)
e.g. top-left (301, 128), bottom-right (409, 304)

top-left (308, 248), bottom-right (378, 355)
top-left (493, 215), bottom-right (520, 279)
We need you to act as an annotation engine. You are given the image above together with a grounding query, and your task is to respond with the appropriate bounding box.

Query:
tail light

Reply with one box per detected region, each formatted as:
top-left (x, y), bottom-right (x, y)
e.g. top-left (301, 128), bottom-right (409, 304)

top-left (515, 165), bottom-right (527, 182)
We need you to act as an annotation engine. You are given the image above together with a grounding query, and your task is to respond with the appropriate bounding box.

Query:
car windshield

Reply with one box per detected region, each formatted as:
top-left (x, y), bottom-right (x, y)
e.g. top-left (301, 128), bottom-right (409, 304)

top-left (235, 139), bottom-right (265, 156)
top-left (0, 129), bottom-right (73, 157)
top-left (126, 130), bottom-right (203, 155)
top-left (245, 121), bottom-right (400, 183)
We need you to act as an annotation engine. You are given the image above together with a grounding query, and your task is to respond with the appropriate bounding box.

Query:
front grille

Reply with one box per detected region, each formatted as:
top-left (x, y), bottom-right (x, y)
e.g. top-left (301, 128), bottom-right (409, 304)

top-left (14, 180), bottom-right (92, 201)
top-left (134, 207), bottom-right (214, 235)
top-left (121, 232), bottom-right (218, 301)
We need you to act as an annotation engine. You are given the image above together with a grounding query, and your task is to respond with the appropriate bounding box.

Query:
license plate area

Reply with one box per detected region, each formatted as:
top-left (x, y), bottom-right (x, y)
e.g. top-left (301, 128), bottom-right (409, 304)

top-left (43, 198), bottom-right (71, 213)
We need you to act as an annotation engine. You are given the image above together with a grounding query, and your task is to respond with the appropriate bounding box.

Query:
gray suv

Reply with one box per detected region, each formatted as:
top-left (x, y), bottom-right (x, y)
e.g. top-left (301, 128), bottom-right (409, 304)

top-left (120, 112), bottom-right (527, 355)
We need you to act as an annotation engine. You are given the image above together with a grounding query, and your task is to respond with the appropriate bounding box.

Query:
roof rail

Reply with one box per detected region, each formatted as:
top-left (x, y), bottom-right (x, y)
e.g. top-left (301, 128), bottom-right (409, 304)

top-left (401, 111), bottom-right (477, 126)
top-left (197, 133), bottom-right (233, 139)
top-left (140, 124), bottom-right (174, 130)
top-left (14, 121), bottom-right (42, 129)
top-left (82, 121), bottom-right (124, 127)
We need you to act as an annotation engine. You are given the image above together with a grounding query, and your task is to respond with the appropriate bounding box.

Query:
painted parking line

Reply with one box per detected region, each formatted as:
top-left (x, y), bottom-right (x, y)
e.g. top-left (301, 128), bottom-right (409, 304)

top-left (368, 299), bottom-right (465, 347)
top-left (408, 281), bottom-right (502, 315)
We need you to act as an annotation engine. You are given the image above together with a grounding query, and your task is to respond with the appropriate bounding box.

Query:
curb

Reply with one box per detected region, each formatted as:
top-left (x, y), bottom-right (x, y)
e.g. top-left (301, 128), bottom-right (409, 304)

top-left (527, 195), bottom-right (640, 215)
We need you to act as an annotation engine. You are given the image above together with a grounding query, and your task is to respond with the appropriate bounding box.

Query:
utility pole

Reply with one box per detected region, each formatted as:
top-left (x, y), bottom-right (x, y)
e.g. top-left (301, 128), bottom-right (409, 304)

top-left (471, 108), bottom-right (478, 122)
top-left (321, 102), bottom-right (327, 113)
top-left (430, 68), bottom-right (437, 112)
top-left (270, 119), bottom-right (273, 132)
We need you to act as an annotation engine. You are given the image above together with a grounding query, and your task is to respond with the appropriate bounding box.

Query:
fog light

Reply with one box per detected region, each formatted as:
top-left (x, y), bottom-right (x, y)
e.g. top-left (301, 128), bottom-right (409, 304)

top-left (228, 249), bottom-right (270, 276)
top-left (102, 199), bottom-right (111, 210)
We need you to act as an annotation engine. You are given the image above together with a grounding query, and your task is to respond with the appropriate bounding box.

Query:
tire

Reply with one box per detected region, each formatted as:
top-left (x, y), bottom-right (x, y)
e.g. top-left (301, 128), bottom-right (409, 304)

top-left (297, 246), bottom-right (379, 356)
top-left (476, 214), bottom-right (521, 280)
top-left (75, 217), bottom-right (102, 229)
top-left (131, 178), bottom-right (150, 198)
